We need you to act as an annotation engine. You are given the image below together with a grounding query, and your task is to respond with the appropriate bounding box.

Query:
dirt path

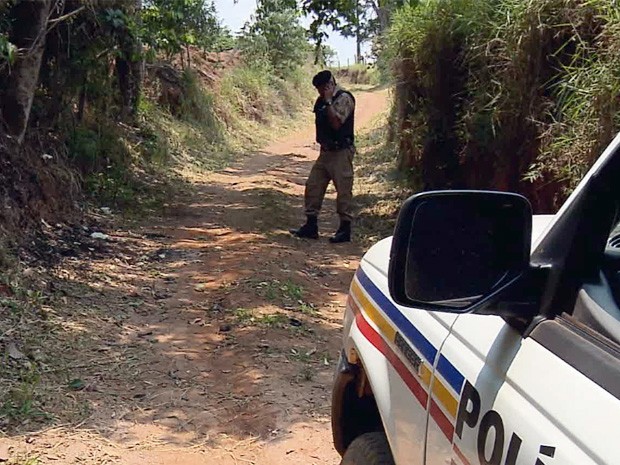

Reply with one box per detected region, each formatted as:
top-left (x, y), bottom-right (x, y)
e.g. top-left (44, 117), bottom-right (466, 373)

top-left (1, 88), bottom-right (389, 465)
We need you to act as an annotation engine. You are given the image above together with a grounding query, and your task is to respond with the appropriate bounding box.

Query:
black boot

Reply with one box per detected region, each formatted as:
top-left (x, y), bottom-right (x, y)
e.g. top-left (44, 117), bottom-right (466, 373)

top-left (289, 215), bottom-right (319, 239)
top-left (329, 220), bottom-right (351, 243)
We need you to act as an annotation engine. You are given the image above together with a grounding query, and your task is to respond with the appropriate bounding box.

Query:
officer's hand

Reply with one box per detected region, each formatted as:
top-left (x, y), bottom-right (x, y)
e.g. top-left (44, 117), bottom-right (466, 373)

top-left (323, 82), bottom-right (335, 102)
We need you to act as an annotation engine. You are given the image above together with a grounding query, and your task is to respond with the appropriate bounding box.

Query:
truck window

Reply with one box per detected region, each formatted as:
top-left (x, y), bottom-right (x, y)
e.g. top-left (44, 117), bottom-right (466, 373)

top-left (530, 194), bottom-right (620, 400)
top-left (572, 216), bottom-right (620, 345)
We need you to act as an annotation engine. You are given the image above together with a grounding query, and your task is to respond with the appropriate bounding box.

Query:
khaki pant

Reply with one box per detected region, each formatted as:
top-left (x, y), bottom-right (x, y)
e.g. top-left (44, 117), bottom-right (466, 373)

top-left (304, 147), bottom-right (355, 222)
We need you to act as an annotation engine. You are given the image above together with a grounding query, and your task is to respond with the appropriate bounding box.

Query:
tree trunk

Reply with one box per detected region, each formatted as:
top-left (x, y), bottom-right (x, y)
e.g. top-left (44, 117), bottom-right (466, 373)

top-left (77, 79), bottom-right (87, 122)
top-left (116, 55), bottom-right (132, 117)
top-left (130, 0), bottom-right (144, 116)
top-left (370, 1), bottom-right (393, 33)
top-left (1, 0), bottom-right (54, 143)
top-left (378, 8), bottom-right (390, 32)
top-left (355, 1), bottom-right (362, 63)
top-left (115, 0), bottom-right (143, 118)
top-left (130, 55), bottom-right (143, 116)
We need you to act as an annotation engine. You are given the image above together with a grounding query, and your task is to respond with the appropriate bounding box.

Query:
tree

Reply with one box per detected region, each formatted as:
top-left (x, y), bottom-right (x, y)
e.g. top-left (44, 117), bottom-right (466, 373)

top-left (239, 0), bottom-right (309, 75)
top-left (213, 25), bottom-right (236, 52)
top-left (142, 0), bottom-right (220, 66)
top-left (315, 44), bottom-right (337, 67)
top-left (301, 0), bottom-right (417, 63)
top-left (106, 2), bottom-right (144, 118)
top-left (0, 0), bottom-right (54, 143)
top-left (339, 1), bottom-right (375, 63)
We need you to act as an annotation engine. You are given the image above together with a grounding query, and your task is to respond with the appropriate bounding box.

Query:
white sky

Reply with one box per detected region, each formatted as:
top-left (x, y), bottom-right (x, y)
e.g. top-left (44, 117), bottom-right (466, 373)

top-left (213, 0), bottom-right (369, 66)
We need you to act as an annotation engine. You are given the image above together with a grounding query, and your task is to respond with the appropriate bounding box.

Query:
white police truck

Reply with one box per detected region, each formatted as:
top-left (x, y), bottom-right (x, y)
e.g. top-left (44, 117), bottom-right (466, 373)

top-left (331, 132), bottom-right (620, 465)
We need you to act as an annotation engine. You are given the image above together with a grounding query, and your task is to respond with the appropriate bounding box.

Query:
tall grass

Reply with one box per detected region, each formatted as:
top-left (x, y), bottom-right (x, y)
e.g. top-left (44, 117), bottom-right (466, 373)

top-left (388, 0), bottom-right (620, 212)
top-left (216, 61), bottom-right (313, 143)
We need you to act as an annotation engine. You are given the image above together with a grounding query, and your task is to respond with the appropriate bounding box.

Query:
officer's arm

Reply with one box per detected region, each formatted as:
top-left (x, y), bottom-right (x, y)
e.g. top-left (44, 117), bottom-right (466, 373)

top-left (326, 104), bottom-right (344, 130)
top-left (326, 94), bottom-right (353, 130)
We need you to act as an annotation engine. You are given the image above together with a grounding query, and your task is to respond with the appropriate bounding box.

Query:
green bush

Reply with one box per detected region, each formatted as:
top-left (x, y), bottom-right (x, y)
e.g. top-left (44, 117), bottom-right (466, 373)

top-left (68, 124), bottom-right (130, 174)
top-left (388, 0), bottom-right (620, 212)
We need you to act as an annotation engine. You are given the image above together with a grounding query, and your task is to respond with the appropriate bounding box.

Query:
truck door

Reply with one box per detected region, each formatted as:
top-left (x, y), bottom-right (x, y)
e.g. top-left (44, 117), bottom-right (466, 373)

top-left (351, 263), bottom-right (458, 465)
top-left (425, 222), bottom-right (620, 465)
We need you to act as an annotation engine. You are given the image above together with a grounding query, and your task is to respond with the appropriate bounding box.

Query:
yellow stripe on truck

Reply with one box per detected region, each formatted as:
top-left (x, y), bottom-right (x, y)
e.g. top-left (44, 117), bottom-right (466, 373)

top-left (431, 375), bottom-right (458, 418)
top-left (351, 278), bottom-right (458, 419)
top-left (351, 280), bottom-right (396, 341)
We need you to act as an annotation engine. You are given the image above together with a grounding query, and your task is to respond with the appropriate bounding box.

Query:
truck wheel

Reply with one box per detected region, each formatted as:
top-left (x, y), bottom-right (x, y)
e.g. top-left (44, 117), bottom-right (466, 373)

top-left (340, 432), bottom-right (395, 465)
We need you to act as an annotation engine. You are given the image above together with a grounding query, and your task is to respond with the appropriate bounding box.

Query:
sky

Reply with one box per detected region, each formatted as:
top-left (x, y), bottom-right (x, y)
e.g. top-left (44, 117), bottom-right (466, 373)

top-left (213, 0), bottom-right (369, 66)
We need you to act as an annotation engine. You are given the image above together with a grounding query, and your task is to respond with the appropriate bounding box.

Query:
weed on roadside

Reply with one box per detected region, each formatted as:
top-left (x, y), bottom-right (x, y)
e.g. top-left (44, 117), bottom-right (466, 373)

top-left (297, 365), bottom-right (316, 382)
top-left (232, 308), bottom-right (290, 329)
top-left (280, 280), bottom-right (303, 301)
top-left (250, 278), bottom-right (315, 315)
top-left (255, 313), bottom-right (289, 327)
top-left (297, 302), bottom-right (317, 315)
top-left (232, 307), bottom-right (254, 324)
top-left (288, 348), bottom-right (313, 364)
top-left (0, 265), bottom-right (154, 434)
top-left (354, 117), bottom-right (412, 247)
top-left (0, 369), bottom-right (50, 425)
top-left (7, 454), bottom-right (40, 465)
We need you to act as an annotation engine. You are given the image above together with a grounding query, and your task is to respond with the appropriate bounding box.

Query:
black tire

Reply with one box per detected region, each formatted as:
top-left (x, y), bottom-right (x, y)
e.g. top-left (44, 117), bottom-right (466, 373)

top-left (340, 432), bottom-right (396, 465)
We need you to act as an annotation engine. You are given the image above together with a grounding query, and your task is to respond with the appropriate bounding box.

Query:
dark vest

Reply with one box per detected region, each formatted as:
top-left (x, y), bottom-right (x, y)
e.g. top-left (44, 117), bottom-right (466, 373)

top-left (314, 89), bottom-right (355, 151)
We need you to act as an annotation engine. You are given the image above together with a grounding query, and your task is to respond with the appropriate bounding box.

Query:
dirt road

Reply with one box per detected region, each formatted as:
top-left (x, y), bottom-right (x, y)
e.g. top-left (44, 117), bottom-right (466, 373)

top-left (1, 88), bottom-right (389, 465)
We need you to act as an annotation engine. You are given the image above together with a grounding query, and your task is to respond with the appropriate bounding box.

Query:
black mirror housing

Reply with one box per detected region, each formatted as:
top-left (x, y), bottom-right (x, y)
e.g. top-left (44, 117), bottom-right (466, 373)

top-left (388, 191), bottom-right (532, 314)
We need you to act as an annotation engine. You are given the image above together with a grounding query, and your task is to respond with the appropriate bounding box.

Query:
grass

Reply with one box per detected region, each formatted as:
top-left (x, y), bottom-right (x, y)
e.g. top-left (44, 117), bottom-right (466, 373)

top-left (7, 455), bottom-right (40, 465)
top-left (255, 312), bottom-right (289, 327)
top-left (289, 348), bottom-right (332, 363)
top-left (0, 373), bottom-right (51, 425)
top-left (216, 62), bottom-right (314, 147)
top-left (70, 60), bottom-right (313, 216)
top-left (387, 0), bottom-right (620, 212)
top-left (297, 302), bottom-right (317, 315)
top-left (252, 278), bottom-right (303, 302)
top-left (70, 113), bottom-right (179, 216)
top-left (250, 278), bottom-right (318, 315)
top-left (288, 346), bottom-right (336, 382)
top-left (0, 279), bottom-right (54, 430)
top-left (0, 267), bottom-right (155, 434)
top-left (353, 110), bottom-right (412, 247)
top-left (232, 307), bottom-right (254, 324)
top-left (231, 307), bottom-right (290, 328)
top-left (297, 365), bottom-right (315, 382)
top-left (280, 280), bottom-right (303, 301)
top-left (288, 347), bottom-right (313, 363)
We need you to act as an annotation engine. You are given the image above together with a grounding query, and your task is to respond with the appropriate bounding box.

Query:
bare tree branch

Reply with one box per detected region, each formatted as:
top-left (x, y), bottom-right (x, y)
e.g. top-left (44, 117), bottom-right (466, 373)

top-left (47, 6), bottom-right (86, 26)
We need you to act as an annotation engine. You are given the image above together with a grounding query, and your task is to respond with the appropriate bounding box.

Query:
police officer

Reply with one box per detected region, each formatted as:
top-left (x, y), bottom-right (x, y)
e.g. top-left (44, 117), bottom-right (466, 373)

top-left (290, 70), bottom-right (356, 243)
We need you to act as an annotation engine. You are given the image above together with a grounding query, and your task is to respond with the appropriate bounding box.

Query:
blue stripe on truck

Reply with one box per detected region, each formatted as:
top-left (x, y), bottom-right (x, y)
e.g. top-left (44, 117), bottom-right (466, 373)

top-left (356, 267), bottom-right (465, 394)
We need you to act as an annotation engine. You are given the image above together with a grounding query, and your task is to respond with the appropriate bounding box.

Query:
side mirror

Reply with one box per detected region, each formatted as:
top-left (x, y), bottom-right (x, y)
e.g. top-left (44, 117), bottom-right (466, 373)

top-left (388, 191), bottom-right (532, 313)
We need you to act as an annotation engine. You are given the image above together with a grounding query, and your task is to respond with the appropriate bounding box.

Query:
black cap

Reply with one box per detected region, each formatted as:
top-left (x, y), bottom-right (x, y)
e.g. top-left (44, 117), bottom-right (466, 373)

top-left (312, 70), bottom-right (333, 88)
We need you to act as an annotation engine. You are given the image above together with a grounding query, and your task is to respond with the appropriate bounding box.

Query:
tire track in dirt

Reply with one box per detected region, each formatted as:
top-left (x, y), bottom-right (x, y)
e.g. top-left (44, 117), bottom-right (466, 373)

top-left (0, 88), bottom-right (389, 465)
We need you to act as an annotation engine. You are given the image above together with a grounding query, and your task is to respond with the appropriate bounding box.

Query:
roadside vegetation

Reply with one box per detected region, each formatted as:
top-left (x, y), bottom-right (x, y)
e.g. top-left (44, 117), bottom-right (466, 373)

top-left (303, 0), bottom-right (620, 213)
top-left (385, 0), bottom-right (620, 212)
top-left (334, 63), bottom-right (381, 87)
top-left (0, 0), bottom-right (314, 236)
